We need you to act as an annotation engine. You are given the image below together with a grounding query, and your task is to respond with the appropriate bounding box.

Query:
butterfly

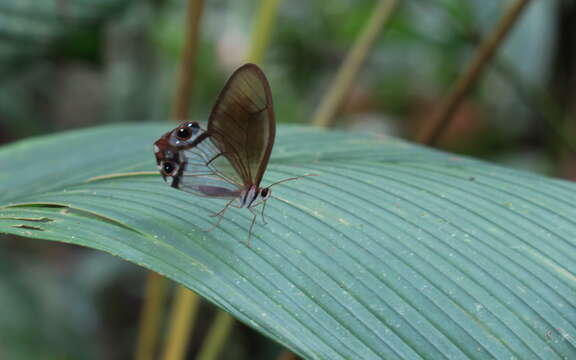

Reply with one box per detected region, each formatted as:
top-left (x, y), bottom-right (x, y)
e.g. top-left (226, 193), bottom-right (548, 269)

top-left (153, 63), bottom-right (309, 243)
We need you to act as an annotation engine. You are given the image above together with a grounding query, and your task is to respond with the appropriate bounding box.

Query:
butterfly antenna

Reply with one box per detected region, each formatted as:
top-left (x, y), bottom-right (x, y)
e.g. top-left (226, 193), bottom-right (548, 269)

top-left (268, 173), bottom-right (317, 188)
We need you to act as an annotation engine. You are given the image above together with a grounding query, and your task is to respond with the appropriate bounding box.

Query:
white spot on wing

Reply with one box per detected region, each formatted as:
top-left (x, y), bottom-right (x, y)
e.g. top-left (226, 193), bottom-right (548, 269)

top-left (153, 145), bottom-right (160, 153)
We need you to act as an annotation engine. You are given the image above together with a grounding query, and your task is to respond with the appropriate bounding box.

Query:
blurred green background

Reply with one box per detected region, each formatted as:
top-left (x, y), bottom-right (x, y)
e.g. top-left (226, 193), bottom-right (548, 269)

top-left (0, 0), bottom-right (574, 359)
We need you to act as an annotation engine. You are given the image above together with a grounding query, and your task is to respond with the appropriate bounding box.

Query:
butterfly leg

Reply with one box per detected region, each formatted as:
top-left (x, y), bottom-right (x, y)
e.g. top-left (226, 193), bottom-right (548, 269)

top-left (205, 214), bottom-right (225, 233)
top-left (209, 198), bottom-right (236, 218)
top-left (246, 207), bottom-right (259, 247)
top-left (260, 199), bottom-right (268, 225)
top-left (205, 198), bottom-right (236, 232)
top-left (247, 199), bottom-right (268, 226)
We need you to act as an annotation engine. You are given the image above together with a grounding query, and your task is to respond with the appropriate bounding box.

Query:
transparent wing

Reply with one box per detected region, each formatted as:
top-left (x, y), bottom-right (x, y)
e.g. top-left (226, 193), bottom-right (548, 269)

top-left (207, 63), bottom-right (275, 187)
top-left (178, 136), bottom-right (242, 199)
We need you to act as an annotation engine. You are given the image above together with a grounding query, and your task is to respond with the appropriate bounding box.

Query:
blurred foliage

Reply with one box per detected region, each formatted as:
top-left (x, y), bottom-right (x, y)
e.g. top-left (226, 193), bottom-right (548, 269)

top-left (0, 0), bottom-right (574, 358)
top-left (0, 0), bottom-right (136, 64)
top-left (0, 240), bottom-right (142, 359)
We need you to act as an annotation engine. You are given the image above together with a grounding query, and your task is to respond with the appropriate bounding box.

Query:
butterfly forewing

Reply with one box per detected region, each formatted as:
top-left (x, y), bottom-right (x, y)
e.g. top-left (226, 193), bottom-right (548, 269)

top-left (208, 64), bottom-right (275, 188)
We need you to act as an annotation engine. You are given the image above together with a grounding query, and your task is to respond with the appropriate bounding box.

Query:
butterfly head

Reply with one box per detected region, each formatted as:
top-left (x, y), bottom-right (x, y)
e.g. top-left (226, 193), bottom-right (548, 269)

top-left (259, 187), bottom-right (272, 201)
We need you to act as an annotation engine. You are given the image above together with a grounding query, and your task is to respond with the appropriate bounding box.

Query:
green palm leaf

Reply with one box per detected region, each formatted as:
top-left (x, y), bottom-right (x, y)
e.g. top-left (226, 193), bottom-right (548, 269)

top-left (1, 124), bottom-right (575, 359)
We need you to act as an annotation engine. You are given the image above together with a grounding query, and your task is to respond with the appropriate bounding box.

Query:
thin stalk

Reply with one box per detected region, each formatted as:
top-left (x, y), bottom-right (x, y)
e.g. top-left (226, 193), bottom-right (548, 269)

top-left (417, 0), bottom-right (532, 145)
top-left (172, 0), bottom-right (205, 121)
top-left (160, 1), bottom-right (205, 359)
top-left (134, 272), bottom-right (170, 360)
top-left (160, 287), bottom-right (201, 360)
top-left (312, 0), bottom-right (400, 128)
top-left (248, 0), bottom-right (281, 64)
top-left (196, 312), bottom-right (235, 360)
top-left (135, 1), bottom-right (205, 359)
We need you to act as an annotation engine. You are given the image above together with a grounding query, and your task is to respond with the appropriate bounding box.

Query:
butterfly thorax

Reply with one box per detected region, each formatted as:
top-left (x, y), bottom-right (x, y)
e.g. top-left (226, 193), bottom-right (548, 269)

top-left (239, 185), bottom-right (271, 208)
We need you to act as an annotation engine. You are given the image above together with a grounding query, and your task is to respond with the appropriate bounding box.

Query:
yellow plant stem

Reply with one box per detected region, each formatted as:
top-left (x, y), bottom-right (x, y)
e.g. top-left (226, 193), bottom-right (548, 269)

top-left (134, 272), bottom-right (170, 360)
top-left (160, 287), bottom-right (201, 360)
top-left (248, 0), bottom-right (281, 64)
top-left (312, 0), bottom-right (399, 128)
top-left (196, 312), bottom-right (235, 360)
